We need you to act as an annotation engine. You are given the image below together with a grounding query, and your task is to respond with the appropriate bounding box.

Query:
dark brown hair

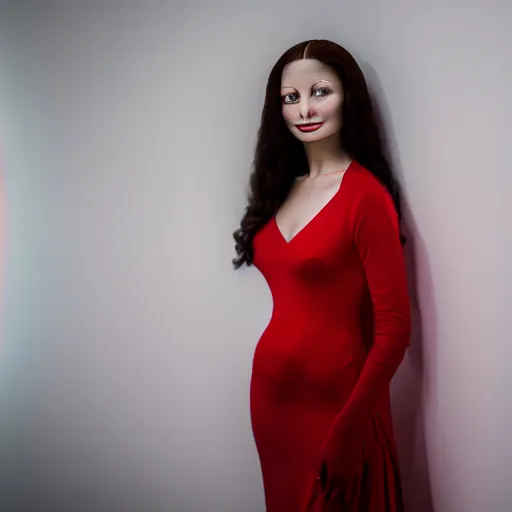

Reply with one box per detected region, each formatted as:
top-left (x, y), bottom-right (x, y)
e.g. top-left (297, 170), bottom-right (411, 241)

top-left (232, 39), bottom-right (405, 269)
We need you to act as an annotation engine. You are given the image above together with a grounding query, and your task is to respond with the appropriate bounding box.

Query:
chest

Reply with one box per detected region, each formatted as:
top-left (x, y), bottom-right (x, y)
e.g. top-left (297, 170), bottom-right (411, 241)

top-left (275, 175), bottom-right (345, 244)
top-left (253, 190), bottom-right (359, 287)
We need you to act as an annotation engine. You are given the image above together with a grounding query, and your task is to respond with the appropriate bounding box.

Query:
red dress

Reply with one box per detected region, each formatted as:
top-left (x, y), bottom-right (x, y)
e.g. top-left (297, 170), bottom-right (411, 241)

top-left (250, 161), bottom-right (412, 511)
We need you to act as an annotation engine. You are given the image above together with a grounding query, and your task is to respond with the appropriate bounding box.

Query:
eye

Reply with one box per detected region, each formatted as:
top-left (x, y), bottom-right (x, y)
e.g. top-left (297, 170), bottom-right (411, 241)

top-left (282, 92), bottom-right (299, 104)
top-left (313, 87), bottom-right (330, 97)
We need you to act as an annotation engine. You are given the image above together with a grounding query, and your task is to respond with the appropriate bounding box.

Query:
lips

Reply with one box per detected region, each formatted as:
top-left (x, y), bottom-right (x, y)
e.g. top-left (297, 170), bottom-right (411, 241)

top-left (296, 122), bottom-right (324, 133)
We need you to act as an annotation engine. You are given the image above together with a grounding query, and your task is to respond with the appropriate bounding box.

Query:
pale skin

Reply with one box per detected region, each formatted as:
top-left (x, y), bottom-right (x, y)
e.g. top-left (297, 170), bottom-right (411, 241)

top-left (276, 58), bottom-right (352, 243)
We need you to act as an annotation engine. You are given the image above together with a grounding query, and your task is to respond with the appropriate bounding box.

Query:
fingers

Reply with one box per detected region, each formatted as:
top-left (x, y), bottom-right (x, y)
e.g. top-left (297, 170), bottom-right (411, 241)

top-left (325, 487), bottom-right (340, 511)
top-left (319, 467), bottom-right (362, 509)
top-left (343, 474), bottom-right (361, 506)
top-left (323, 475), bottom-right (338, 507)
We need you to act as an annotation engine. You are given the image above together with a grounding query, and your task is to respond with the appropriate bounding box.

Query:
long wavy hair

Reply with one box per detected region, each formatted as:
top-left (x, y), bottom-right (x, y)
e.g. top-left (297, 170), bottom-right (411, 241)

top-left (232, 39), bottom-right (405, 269)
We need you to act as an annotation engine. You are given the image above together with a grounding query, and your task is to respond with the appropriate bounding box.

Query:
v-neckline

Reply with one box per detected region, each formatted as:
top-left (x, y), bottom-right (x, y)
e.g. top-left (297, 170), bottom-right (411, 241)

top-left (274, 161), bottom-right (354, 245)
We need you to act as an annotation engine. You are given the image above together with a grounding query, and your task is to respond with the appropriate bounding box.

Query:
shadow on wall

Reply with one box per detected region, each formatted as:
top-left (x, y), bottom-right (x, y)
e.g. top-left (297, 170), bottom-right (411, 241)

top-left (362, 61), bottom-right (435, 512)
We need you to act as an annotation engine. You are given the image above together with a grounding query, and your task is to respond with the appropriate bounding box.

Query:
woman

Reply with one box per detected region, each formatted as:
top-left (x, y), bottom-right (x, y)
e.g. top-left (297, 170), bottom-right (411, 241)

top-left (232, 39), bottom-right (411, 512)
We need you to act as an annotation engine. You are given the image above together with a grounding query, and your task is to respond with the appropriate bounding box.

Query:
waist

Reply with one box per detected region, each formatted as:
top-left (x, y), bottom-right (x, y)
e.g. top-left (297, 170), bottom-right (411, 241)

top-left (255, 321), bottom-right (366, 378)
top-left (261, 312), bottom-right (362, 345)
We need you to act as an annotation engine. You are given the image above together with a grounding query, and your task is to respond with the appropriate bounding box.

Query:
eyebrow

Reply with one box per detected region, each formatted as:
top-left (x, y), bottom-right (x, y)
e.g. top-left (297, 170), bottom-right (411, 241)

top-left (312, 80), bottom-right (331, 86)
top-left (280, 79), bottom-right (332, 90)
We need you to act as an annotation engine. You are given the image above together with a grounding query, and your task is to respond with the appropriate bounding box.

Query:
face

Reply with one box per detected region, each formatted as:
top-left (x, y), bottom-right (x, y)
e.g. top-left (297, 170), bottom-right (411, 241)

top-left (280, 58), bottom-right (344, 143)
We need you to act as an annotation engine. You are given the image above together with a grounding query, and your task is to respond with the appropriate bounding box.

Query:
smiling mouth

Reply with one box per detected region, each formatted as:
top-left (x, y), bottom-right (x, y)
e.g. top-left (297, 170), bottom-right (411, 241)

top-left (296, 122), bottom-right (324, 133)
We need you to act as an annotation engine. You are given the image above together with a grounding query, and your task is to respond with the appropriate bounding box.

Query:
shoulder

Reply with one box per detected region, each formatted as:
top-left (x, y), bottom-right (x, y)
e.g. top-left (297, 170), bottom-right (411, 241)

top-left (345, 161), bottom-right (400, 241)
top-left (347, 161), bottom-right (395, 213)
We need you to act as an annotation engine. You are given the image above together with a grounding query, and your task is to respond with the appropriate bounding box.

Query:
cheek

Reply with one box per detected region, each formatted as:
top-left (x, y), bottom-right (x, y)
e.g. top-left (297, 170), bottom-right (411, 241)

top-left (318, 97), bottom-right (342, 121)
top-left (282, 105), bottom-right (296, 125)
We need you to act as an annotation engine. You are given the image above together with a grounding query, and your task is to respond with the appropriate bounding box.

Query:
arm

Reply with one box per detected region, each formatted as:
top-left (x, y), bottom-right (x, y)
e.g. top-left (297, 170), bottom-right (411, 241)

top-left (336, 186), bottom-right (411, 427)
top-left (317, 185), bottom-right (411, 504)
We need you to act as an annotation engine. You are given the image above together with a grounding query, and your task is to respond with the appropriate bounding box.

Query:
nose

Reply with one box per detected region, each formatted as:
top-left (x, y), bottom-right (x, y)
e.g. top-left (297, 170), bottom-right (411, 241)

top-left (299, 100), bottom-right (316, 120)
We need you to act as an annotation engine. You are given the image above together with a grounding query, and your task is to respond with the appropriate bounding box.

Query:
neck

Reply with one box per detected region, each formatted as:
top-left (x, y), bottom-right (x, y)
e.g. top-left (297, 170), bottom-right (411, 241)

top-left (303, 133), bottom-right (351, 177)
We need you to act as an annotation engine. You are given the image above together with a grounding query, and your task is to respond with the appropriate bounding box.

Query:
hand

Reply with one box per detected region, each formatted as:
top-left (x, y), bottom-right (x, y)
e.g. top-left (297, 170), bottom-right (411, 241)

top-left (317, 419), bottom-right (370, 506)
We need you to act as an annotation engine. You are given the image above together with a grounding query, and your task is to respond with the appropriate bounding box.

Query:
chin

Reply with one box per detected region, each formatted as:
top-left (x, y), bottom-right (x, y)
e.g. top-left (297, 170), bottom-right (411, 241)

top-left (293, 127), bottom-right (334, 143)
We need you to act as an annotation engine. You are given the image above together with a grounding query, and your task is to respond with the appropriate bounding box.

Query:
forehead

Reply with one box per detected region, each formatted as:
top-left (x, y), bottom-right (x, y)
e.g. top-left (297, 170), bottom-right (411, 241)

top-left (281, 58), bottom-right (340, 89)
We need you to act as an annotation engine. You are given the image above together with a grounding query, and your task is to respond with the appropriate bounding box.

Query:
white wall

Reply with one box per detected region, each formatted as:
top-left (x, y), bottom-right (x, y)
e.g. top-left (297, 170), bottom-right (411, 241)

top-left (0, 1), bottom-right (510, 511)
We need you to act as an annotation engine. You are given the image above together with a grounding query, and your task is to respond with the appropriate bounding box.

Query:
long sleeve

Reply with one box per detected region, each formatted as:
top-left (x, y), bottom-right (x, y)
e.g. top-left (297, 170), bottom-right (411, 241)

top-left (336, 184), bottom-right (411, 428)
top-left (315, 182), bottom-right (412, 506)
